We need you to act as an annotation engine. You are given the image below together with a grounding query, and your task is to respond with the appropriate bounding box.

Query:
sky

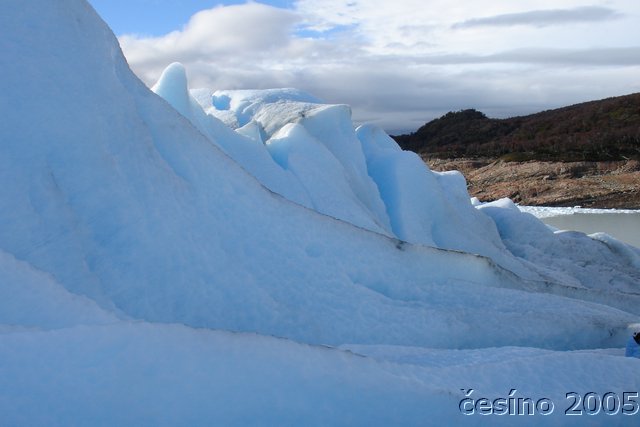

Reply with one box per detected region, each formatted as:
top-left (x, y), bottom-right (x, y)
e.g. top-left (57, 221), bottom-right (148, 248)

top-left (88, 0), bottom-right (640, 133)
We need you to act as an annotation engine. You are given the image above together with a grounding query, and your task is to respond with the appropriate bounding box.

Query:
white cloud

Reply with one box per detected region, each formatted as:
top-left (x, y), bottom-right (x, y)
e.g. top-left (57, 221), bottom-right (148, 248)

top-left (118, 0), bottom-right (640, 132)
top-left (452, 6), bottom-right (622, 29)
top-left (119, 3), bottom-right (304, 83)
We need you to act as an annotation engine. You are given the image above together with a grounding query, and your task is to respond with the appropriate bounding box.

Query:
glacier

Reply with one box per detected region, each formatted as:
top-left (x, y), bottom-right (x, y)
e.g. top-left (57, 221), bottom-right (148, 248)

top-left (1, 0), bottom-right (639, 426)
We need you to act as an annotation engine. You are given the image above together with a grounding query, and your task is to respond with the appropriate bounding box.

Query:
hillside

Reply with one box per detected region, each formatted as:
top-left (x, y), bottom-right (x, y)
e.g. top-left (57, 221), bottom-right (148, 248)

top-left (394, 95), bottom-right (640, 207)
top-left (393, 93), bottom-right (640, 161)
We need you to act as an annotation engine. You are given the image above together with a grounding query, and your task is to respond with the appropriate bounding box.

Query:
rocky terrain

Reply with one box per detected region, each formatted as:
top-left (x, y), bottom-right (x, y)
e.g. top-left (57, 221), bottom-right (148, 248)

top-left (427, 158), bottom-right (640, 208)
top-left (394, 93), bottom-right (640, 208)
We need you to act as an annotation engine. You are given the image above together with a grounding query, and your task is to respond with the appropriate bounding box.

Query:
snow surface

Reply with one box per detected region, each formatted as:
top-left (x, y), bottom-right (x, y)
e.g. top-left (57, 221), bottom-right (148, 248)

top-left (1, 0), bottom-right (639, 425)
top-left (519, 205), bottom-right (640, 219)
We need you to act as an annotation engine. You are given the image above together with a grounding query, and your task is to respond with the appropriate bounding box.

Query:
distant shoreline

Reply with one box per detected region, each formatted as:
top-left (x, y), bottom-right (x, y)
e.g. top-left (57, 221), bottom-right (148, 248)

top-left (427, 158), bottom-right (640, 209)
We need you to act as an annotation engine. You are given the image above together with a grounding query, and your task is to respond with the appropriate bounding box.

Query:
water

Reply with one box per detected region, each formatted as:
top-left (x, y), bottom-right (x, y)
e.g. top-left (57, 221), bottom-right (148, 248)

top-left (541, 212), bottom-right (640, 248)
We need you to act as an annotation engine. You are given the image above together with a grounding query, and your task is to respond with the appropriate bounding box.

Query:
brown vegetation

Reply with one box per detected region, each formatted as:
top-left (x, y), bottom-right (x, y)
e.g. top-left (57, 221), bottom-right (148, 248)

top-left (393, 93), bottom-right (640, 162)
top-left (427, 158), bottom-right (640, 209)
top-left (393, 93), bottom-right (640, 208)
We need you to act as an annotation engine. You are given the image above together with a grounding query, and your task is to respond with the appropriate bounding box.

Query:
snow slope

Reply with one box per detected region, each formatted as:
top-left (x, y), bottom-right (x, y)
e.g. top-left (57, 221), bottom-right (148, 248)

top-left (2, 321), bottom-right (639, 427)
top-left (478, 199), bottom-right (640, 314)
top-left (1, 1), bottom-right (639, 425)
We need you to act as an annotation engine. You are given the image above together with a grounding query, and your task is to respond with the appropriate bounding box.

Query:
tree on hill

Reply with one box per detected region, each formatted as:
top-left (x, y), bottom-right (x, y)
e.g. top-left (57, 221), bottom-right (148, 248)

top-left (393, 94), bottom-right (640, 161)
